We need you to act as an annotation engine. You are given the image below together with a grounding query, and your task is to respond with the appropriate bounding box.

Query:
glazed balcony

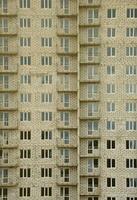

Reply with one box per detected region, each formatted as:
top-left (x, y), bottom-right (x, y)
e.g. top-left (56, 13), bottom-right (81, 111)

top-left (0, 0), bottom-right (17, 16)
top-left (0, 94), bottom-right (17, 111)
top-left (79, 0), bottom-right (101, 7)
top-left (56, 136), bottom-right (77, 148)
top-left (0, 131), bottom-right (18, 149)
top-left (0, 111), bottom-right (18, 129)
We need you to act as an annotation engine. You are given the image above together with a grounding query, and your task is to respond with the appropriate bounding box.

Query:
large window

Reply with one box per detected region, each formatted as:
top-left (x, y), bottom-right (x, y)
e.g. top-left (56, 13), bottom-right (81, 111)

top-left (41, 0), bottom-right (52, 8)
top-left (19, 0), bottom-right (30, 8)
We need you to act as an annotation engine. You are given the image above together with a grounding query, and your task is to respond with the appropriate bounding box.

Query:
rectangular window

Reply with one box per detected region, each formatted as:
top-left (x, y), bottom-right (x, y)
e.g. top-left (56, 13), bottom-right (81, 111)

top-left (107, 28), bottom-right (115, 37)
top-left (60, 18), bottom-right (69, 33)
top-left (107, 140), bottom-right (115, 149)
top-left (0, 130), bottom-right (8, 145)
top-left (41, 168), bottom-right (52, 177)
top-left (20, 130), bottom-right (31, 140)
top-left (41, 75), bottom-right (52, 84)
top-left (107, 47), bottom-right (115, 56)
top-left (60, 149), bottom-right (69, 163)
top-left (126, 66), bottom-right (137, 75)
top-left (107, 66), bottom-right (115, 75)
top-left (41, 56), bottom-right (52, 65)
top-left (0, 75), bottom-right (8, 88)
top-left (60, 130), bottom-right (69, 144)
top-left (88, 27), bottom-right (99, 42)
top-left (20, 75), bottom-right (31, 84)
top-left (20, 149), bottom-right (31, 159)
top-left (19, 0), bottom-right (30, 8)
top-left (0, 112), bottom-right (8, 126)
top-left (88, 9), bottom-right (99, 23)
top-left (126, 102), bottom-right (137, 112)
top-left (126, 28), bottom-right (137, 37)
top-left (0, 18), bottom-right (8, 32)
top-left (88, 178), bottom-right (98, 192)
top-left (20, 93), bottom-right (31, 103)
top-left (41, 130), bottom-right (52, 140)
top-left (60, 93), bottom-right (70, 107)
top-left (88, 47), bottom-right (99, 61)
top-left (41, 93), bottom-right (52, 103)
top-left (19, 188), bottom-right (30, 197)
top-left (0, 56), bottom-right (9, 70)
top-left (107, 198), bottom-right (116, 200)
top-left (20, 168), bottom-right (31, 177)
top-left (0, 169), bottom-right (8, 183)
top-left (126, 121), bottom-right (137, 130)
top-left (60, 0), bottom-right (69, 14)
top-left (88, 121), bottom-right (99, 134)
top-left (127, 178), bottom-right (137, 187)
top-left (20, 38), bottom-right (31, 47)
top-left (41, 0), bottom-right (52, 8)
top-left (20, 18), bottom-right (31, 28)
top-left (41, 149), bottom-right (52, 158)
top-left (60, 37), bottom-right (69, 52)
top-left (88, 140), bottom-right (98, 154)
top-left (107, 102), bottom-right (115, 112)
top-left (0, 93), bottom-right (9, 107)
top-left (107, 84), bottom-right (115, 93)
top-left (126, 47), bottom-right (137, 56)
top-left (126, 159), bottom-right (137, 168)
top-left (126, 140), bottom-right (137, 149)
top-left (60, 112), bottom-right (69, 126)
top-left (41, 112), bottom-right (52, 121)
top-left (60, 168), bottom-right (69, 182)
top-left (88, 159), bottom-right (98, 173)
top-left (127, 9), bottom-right (137, 18)
top-left (107, 178), bottom-right (116, 187)
top-left (0, 188), bottom-right (8, 199)
top-left (20, 56), bottom-right (31, 65)
top-left (20, 112), bottom-right (31, 121)
top-left (41, 37), bottom-right (52, 47)
top-left (41, 18), bottom-right (52, 28)
top-left (107, 9), bottom-right (116, 18)
top-left (107, 159), bottom-right (115, 168)
top-left (107, 121), bottom-right (115, 130)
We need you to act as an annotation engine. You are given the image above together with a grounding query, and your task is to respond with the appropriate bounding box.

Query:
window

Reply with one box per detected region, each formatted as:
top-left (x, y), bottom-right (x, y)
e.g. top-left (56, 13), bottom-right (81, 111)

top-left (0, 18), bottom-right (8, 32)
top-left (20, 168), bottom-right (31, 177)
top-left (61, 93), bottom-right (70, 107)
top-left (127, 178), bottom-right (137, 187)
top-left (126, 121), bottom-right (137, 130)
top-left (41, 168), bottom-right (52, 177)
top-left (107, 28), bottom-right (115, 37)
top-left (0, 130), bottom-right (8, 145)
top-left (41, 149), bottom-right (52, 158)
top-left (126, 65), bottom-right (137, 75)
top-left (88, 27), bottom-right (99, 42)
top-left (20, 149), bottom-right (31, 159)
top-left (126, 102), bottom-right (137, 112)
top-left (107, 66), bottom-right (115, 75)
top-left (88, 9), bottom-right (99, 23)
top-left (20, 130), bottom-right (31, 140)
top-left (127, 198), bottom-right (137, 200)
top-left (41, 18), bottom-right (52, 28)
top-left (88, 159), bottom-right (98, 173)
top-left (0, 0), bottom-right (8, 13)
top-left (126, 28), bottom-right (137, 37)
top-left (127, 9), bottom-right (137, 18)
top-left (60, 149), bottom-right (69, 163)
top-left (126, 84), bottom-right (137, 94)
top-left (107, 47), bottom-right (115, 56)
top-left (0, 93), bottom-right (8, 107)
top-left (41, 0), bottom-right (52, 8)
top-left (60, 56), bottom-right (70, 70)
top-left (0, 56), bottom-right (8, 70)
top-left (88, 47), bottom-right (99, 61)
top-left (60, 168), bottom-right (69, 182)
top-left (0, 169), bottom-right (8, 183)
top-left (19, 0), bottom-right (30, 8)
top-left (41, 130), bottom-right (52, 140)
top-left (60, 75), bottom-right (69, 89)
top-left (0, 149), bottom-right (8, 163)
top-left (107, 102), bottom-right (115, 112)
top-left (19, 188), bottom-right (30, 197)
top-left (107, 178), bottom-right (116, 187)
top-left (41, 37), bottom-right (52, 47)
top-left (88, 178), bottom-right (98, 192)
top-left (107, 198), bottom-right (116, 200)
top-left (107, 159), bottom-right (115, 168)
top-left (107, 140), bottom-right (115, 149)
top-left (0, 188), bottom-right (8, 200)
top-left (126, 140), bottom-right (137, 149)
top-left (60, 130), bottom-right (69, 144)
top-left (107, 9), bottom-right (116, 18)
top-left (0, 75), bottom-right (8, 88)
top-left (41, 112), bottom-right (52, 121)
top-left (88, 84), bottom-right (98, 98)
top-left (88, 103), bottom-right (98, 116)
top-left (0, 37), bottom-right (8, 52)
top-left (107, 121), bottom-right (115, 130)
top-left (87, 66), bottom-right (98, 79)
top-left (20, 38), bottom-right (31, 47)
top-left (0, 112), bottom-right (8, 126)
top-left (20, 93), bottom-right (31, 103)
top-left (41, 74), bottom-right (52, 84)
top-left (107, 84), bottom-right (115, 93)
top-left (60, 112), bottom-right (69, 126)
top-left (20, 18), bottom-right (31, 28)
top-left (60, 18), bottom-right (69, 33)
top-left (60, 187), bottom-right (69, 199)
top-left (20, 112), bottom-right (31, 121)
top-left (88, 121), bottom-right (99, 134)
top-left (126, 159), bottom-right (137, 168)
top-left (41, 93), bottom-right (52, 103)
top-left (41, 56), bottom-right (52, 65)
top-left (88, 140), bottom-right (98, 153)
top-left (126, 47), bottom-right (137, 56)
top-left (20, 56), bottom-right (31, 65)
top-left (20, 75), bottom-right (31, 84)
top-left (60, 37), bottom-right (69, 52)
top-left (60, 0), bottom-right (69, 14)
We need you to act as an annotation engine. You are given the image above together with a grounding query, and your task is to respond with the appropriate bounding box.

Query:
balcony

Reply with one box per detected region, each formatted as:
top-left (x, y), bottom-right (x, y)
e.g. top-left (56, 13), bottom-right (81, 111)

top-left (0, 131), bottom-right (18, 149)
top-left (57, 112), bottom-right (77, 129)
top-left (57, 103), bottom-right (77, 111)
top-left (0, 45), bottom-right (17, 55)
top-left (0, 111), bottom-right (18, 130)
top-left (57, 3), bottom-right (77, 18)
top-left (56, 138), bottom-right (77, 148)
top-left (0, 64), bottom-right (18, 74)
top-left (80, 37), bottom-right (101, 46)
top-left (80, 56), bottom-right (100, 64)
top-left (80, 111), bottom-right (100, 120)
top-left (56, 176), bottom-right (77, 186)
top-left (79, 17), bottom-right (100, 27)
top-left (57, 84), bottom-right (77, 93)
top-left (80, 188), bottom-right (101, 196)
top-left (0, 156), bottom-right (19, 167)
top-left (0, 1), bottom-right (17, 16)
top-left (79, 0), bottom-right (101, 7)
top-left (57, 64), bottom-right (77, 74)
top-left (0, 76), bottom-right (18, 92)
top-left (56, 157), bottom-right (77, 167)
top-left (0, 21), bottom-right (17, 36)
top-left (0, 178), bottom-right (18, 187)
top-left (56, 46), bottom-right (77, 56)
top-left (0, 94), bottom-right (17, 111)
top-left (80, 161), bottom-right (100, 176)
top-left (80, 149), bottom-right (100, 158)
